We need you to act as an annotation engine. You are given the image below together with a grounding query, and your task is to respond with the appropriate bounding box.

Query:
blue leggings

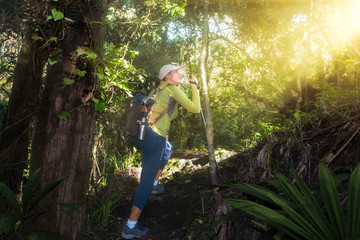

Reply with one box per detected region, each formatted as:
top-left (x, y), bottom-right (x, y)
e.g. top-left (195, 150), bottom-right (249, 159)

top-left (132, 128), bottom-right (172, 211)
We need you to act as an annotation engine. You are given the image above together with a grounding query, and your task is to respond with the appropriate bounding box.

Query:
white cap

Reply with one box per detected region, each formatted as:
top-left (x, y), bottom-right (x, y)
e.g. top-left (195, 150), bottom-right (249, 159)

top-left (158, 64), bottom-right (185, 80)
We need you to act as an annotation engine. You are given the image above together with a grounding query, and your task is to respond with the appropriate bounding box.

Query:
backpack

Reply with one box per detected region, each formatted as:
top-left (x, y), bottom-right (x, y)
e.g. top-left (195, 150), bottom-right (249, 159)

top-left (124, 83), bottom-right (175, 140)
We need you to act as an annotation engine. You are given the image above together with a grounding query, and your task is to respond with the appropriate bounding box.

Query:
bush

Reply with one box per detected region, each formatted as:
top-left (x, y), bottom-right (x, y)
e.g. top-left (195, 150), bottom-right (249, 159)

top-left (225, 162), bottom-right (360, 240)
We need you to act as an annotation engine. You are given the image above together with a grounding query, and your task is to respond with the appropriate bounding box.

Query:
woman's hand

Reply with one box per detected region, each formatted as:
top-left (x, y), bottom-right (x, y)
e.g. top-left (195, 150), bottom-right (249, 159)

top-left (189, 74), bottom-right (198, 89)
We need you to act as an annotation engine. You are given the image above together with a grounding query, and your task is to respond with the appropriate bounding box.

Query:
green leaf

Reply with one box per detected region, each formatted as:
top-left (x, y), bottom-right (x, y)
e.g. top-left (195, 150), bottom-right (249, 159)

top-left (63, 78), bottom-right (75, 86)
top-left (97, 66), bottom-right (104, 75)
top-left (226, 182), bottom-right (278, 204)
top-left (180, 1), bottom-right (187, 8)
top-left (226, 168), bottom-right (337, 240)
top-left (225, 199), bottom-right (307, 240)
top-left (56, 203), bottom-right (78, 211)
top-left (289, 168), bottom-right (334, 239)
top-left (0, 182), bottom-right (21, 215)
top-left (57, 111), bottom-right (69, 122)
top-left (76, 48), bottom-right (87, 56)
top-left (95, 102), bottom-right (106, 111)
top-left (96, 66), bottom-right (105, 81)
top-left (32, 36), bottom-right (44, 41)
top-left (347, 163), bottom-right (360, 236)
top-left (91, 21), bottom-right (104, 25)
top-left (92, 98), bottom-right (99, 104)
top-left (58, 209), bottom-right (76, 220)
top-left (64, 17), bottom-right (75, 22)
top-left (128, 50), bottom-right (138, 58)
top-left (51, 8), bottom-right (64, 21)
top-left (75, 69), bottom-right (86, 77)
top-left (116, 81), bottom-right (130, 91)
top-left (226, 181), bottom-right (318, 239)
top-left (224, 163), bottom-right (360, 240)
top-left (49, 50), bottom-right (59, 56)
top-left (22, 168), bottom-right (42, 213)
top-left (319, 162), bottom-right (345, 239)
top-left (96, 73), bottom-right (105, 81)
top-left (293, 111), bottom-right (301, 122)
top-left (28, 176), bottom-right (66, 211)
top-left (87, 51), bottom-right (97, 60)
top-left (0, 212), bottom-right (17, 234)
top-left (49, 37), bottom-right (57, 43)
top-left (275, 171), bottom-right (332, 240)
top-left (48, 57), bottom-right (58, 65)
top-left (261, 179), bottom-right (318, 238)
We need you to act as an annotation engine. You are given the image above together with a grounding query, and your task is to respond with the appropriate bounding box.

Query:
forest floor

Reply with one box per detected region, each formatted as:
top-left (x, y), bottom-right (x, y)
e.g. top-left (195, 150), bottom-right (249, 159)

top-left (81, 114), bottom-right (360, 240)
top-left (81, 149), bottom-right (252, 240)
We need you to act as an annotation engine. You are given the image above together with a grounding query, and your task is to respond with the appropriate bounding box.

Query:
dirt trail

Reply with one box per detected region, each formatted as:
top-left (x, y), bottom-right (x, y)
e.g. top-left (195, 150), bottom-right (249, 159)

top-left (116, 152), bottom-right (215, 240)
top-left (82, 151), bottom-right (242, 240)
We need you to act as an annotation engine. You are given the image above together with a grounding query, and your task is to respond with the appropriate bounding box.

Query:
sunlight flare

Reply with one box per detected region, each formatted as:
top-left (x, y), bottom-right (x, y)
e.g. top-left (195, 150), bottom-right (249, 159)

top-left (330, 0), bottom-right (360, 41)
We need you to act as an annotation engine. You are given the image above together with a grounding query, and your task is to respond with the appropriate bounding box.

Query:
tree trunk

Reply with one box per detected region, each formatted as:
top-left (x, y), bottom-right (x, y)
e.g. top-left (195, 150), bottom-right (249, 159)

top-left (200, 0), bottom-right (217, 186)
top-left (199, 0), bottom-right (231, 239)
top-left (296, 65), bottom-right (302, 111)
top-left (0, 1), bottom-right (48, 195)
top-left (28, 1), bottom-right (108, 239)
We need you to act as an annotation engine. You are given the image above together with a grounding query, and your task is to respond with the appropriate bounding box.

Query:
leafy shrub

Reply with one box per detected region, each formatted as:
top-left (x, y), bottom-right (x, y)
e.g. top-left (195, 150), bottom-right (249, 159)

top-left (0, 168), bottom-right (76, 239)
top-left (225, 162), bottom-right (360, 240)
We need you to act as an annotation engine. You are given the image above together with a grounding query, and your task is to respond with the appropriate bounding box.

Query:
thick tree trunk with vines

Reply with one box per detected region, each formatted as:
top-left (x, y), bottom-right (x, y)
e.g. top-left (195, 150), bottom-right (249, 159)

top-left (199, 0), bottom-right (231, 239)
top-left (0, 1), bottom-right (48, 196)
top-left (28, 1), bottom-right (108, 239)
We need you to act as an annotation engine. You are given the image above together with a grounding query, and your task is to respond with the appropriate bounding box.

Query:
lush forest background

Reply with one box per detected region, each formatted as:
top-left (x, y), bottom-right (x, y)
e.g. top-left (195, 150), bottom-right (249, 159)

top-left (1, 0), bottom-right (360, 239)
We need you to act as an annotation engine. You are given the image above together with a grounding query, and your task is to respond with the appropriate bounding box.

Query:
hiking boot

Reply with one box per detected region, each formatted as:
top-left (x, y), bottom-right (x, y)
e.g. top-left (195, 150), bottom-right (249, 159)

top-left (151, 184), bottom-right (165, 195)
top-left (121, 223), bottom-right (149, 239)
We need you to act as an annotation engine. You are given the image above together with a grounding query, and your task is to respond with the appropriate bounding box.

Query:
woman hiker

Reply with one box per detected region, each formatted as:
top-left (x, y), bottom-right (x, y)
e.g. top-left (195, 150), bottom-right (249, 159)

top-left (122, 64), bottom-right (201, 239)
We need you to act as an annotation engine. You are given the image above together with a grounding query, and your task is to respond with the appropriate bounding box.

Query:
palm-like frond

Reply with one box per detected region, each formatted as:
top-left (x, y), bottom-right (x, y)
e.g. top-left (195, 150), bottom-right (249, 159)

top-left (225, 162), bottom-right (360, 239)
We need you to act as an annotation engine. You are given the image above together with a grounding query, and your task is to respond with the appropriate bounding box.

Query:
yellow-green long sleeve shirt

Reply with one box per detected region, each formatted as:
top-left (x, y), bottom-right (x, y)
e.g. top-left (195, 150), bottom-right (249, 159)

top-left (148, 81), bottom-right (200, 138)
